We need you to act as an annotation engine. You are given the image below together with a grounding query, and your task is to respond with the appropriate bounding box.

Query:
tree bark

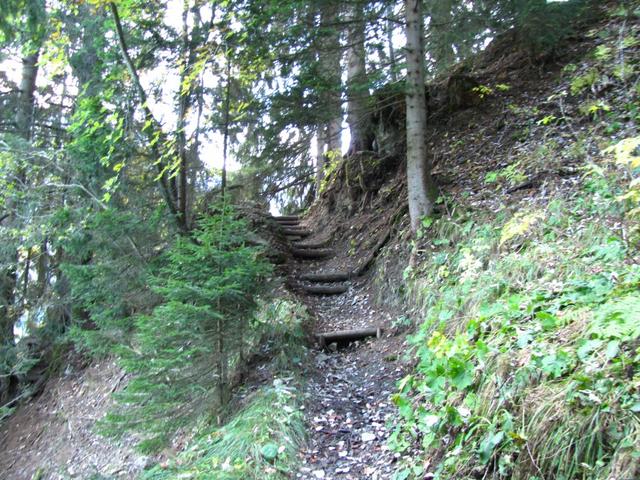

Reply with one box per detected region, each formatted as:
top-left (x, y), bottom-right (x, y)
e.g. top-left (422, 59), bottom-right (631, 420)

top-left (176, 0), bottom-right (196, 229)
top-left (15, 53), bottom-right (39, 141)
top-left (316, 126), bottom-right (326, 193)
top-left (405, 0), bottom-right (438, 232)
top-left (221, 52), bottom-right (231, 197)
top-left (386, 5), bottom-right (398, 82)
top-left (109, 2), bottom-right (186, 232)
top-left (346, 3), bottom-right (373, 155)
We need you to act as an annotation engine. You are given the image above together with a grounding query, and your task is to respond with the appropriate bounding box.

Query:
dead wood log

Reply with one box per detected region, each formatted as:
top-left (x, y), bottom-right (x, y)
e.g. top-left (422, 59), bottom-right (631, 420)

top-left (301, 284), bottom-right (348, 295)
top-left (316, 327), bottom-right (383, 348)
top-left (299, 271), bottom-right (352, 282)
top-left (292, 248), bottom-right (333, 259)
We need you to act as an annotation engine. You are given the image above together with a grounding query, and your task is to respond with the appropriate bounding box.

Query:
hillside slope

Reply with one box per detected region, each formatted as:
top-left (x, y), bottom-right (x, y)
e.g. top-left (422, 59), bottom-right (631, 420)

top-left (0, 3), bottom-right (638, 480)
top-left (304, 4), bottom-right (640, 479)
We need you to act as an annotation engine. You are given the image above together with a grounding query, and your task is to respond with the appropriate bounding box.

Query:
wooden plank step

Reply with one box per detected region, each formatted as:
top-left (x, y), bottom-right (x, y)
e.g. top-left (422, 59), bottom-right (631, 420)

top-left (282, 228), bottom-right (312, 237)
top-left (298, 272), bottom-right (351, 282)
top-left (286, 235), bottom-right (302, 241)
top-left (276, 220), bottom-right (301, 227)
top-left (316, 327), bottom-right (383, 348)
top-left (302, 284), bottom-right (348, 295)
top-left (292, 248), bottom-right (333, 260)
top-left (293, 240), bottom-right (330, 249)
top-left (273, 215), bottom-right (300, 221)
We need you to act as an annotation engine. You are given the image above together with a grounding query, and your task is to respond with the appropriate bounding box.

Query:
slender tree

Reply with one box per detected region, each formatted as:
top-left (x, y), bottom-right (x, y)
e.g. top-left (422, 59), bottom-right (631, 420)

top-left (405, 0), bottom-right (438, 231)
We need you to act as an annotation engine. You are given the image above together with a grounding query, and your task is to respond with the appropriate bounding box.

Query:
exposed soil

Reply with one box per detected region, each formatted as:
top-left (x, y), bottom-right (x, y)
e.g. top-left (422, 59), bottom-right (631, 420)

top-left (0, 360), bottom-right (148, 480)
top-left (277, 216), bottom-right (412, 480)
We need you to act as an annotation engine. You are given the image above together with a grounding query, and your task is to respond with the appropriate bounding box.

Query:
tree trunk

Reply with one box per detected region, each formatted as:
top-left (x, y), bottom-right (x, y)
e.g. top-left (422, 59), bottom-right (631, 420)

top-left (15, 53), bottom-right (39, 141)
top-left (316, 127), bottom-right (326, 193)
top-left (221, 53), bottom-right (231, 197)
top-left (315, 1), bottom-right (342, 194)
top-left (386, 5), bottom-right (398, 82)
top-left (405, 0), bottom-right (438, 232)
top-left (109, 2), bottom-right (185, 232)
top-left (346, 4), bottom-right (373, 155)
top-left (176, 0), bottom-right (194, 228)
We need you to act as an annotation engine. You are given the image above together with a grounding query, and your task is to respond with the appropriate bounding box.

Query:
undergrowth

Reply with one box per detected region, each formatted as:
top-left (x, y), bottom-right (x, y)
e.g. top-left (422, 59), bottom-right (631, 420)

top-left (389, 10), bottom-right (640, 478)
top-left (141, 298), bottom-right (309, 480)
top-left (390, 161), bottom-right (640, 479)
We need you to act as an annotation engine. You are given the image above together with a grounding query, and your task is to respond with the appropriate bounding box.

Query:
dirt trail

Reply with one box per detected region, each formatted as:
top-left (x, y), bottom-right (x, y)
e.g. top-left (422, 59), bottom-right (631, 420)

top-left (275, 216), bottom-right (409, 480)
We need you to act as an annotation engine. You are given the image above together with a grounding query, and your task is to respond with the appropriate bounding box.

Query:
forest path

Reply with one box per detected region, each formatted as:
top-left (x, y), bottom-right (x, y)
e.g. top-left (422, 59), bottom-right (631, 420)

top-left (274, 216), bottom-right (408, 480)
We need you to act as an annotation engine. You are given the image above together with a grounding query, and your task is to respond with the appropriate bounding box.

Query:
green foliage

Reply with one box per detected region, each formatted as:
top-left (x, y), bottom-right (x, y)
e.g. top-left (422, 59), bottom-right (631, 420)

top-left (142, 378), bottom-right (305, 480)
top-left (63, 209), bottom-right (162, 356)
top-left (570, 69), bottom-right (600, 95)
top-left (141, 298), bottom-right (308, 479)
top-left (484, 162), bottom-right (527, 188)
top-left (98, 208), bottom-right (271, 451)
top-left (391, 172), bottom-right (640, 479)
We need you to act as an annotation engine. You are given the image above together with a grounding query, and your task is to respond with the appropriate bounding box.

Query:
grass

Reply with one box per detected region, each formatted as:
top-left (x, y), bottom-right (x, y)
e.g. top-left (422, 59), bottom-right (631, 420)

top-left (142, 380), bottom-right (306, 480)
top-left (388, 160), bottom-right (640, 479)
top-left (141, 298), bottom-right (309, 480)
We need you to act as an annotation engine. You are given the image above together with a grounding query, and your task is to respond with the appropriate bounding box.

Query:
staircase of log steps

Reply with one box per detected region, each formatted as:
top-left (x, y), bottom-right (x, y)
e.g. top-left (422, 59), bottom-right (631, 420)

top-left (271, 214), bottom-right (382, 348)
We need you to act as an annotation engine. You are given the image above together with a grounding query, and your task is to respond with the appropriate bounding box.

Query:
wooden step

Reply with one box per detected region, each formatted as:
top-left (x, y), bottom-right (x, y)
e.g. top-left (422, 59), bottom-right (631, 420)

top-left (273, 215), bottom-right (300, 221)
top-left (276, 220), bottom-right (301, 227)
top-left (298, 272), bottom-right (351, 283)
top-left (301, 284), bottom-right (348, 295)
top-left (316, 327), bottom-right (383, 348)
top-left (286, 235), bottom-right (302, 241)
top-left (292, 248), bottom-right (333, 260)
top-left (293, 240), bottom-right (330, 249)
top-left (282, 228), bottom-right (312, 237)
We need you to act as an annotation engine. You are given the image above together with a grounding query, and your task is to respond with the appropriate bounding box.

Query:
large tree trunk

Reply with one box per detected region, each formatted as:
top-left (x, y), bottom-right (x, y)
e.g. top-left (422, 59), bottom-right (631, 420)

top-left (320, 2), bottom-right (342, 154)
top-left (315, 1), bottom-right (342, 195)
top-left (405, 0), bottom-right (438, 232)
top-left (15, 53), bottom-right (39, 141)
top-left (346, 3), bottom-right (373, 155)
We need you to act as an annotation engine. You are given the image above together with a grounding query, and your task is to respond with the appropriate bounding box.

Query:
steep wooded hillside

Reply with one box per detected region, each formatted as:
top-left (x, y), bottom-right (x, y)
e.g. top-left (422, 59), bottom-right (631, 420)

top-left (1, 2), bottom-right (639, 480)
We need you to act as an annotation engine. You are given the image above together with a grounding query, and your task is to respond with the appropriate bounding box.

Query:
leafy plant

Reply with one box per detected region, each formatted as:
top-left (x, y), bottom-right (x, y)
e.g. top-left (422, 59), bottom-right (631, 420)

top-left (570, 69), bottom-right (599, 95)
